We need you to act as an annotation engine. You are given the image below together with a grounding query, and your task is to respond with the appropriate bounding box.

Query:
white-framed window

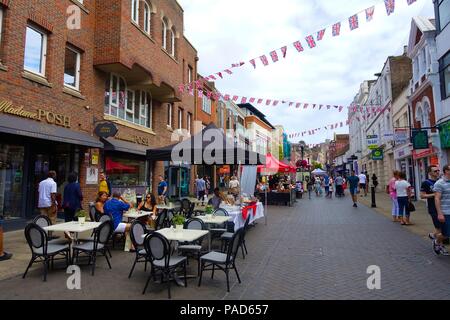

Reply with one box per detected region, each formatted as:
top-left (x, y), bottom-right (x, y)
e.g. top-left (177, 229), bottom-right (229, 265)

top-left (167, 103), bottom-right (173, 127)
top-left (162, 18), bottom-right (168, 49)
top-left (131, 0), bottom-right (139, 24)
top-left (170, 28), bottom-right (176, 57)
top-left (64, 46), bottom-right (81, 90)
top-left (104, 74), bottom-right (152, 128)
top-left (144, 2), bottom-right (151, 34)
top-left (24, 25), bottom-right (48, 77)
top-left (188, 65), bottom-right (193, 83)
top-left (178, 108), bottom-right (183, 129)
top-left (187, 112), bottom-right (192, 134)
top-left (202, 94), bottom-right (211, 114)
top-left (415, 101), bottom-right (431, 128)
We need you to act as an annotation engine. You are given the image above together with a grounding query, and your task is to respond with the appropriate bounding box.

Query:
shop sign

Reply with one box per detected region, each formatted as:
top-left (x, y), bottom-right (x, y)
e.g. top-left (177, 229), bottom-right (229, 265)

top-left (0, 99), bottom-right (71, 128)
top-left (94, 122), bottom-right (118, 138)
top-left (412, 130), bottom-right (429, 150)
top-left (86, 167), bottom-right (99, 185)
top-left (394, 129), bottom-right (408, 145)
top-left (371, 149), bottom-right (384, 161)
top-left (367, 135), bottom-right (379, 150)
top-left (413, 144), bottom-right (434, 160)
top-left (439, 121), bottom-right (450, 149)
top-left (91, 149), bottom-right (99, 165)
top-left (115, 133), bottom-right (150, 146)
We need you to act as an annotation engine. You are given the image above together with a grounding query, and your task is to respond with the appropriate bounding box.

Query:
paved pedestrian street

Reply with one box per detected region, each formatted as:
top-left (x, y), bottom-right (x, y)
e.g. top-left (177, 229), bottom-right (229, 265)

top-left (1, 195), bottom-right (450, 300)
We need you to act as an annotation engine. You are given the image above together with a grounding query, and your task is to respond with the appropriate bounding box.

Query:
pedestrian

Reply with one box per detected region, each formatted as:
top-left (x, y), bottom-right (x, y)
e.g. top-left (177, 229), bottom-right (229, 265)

top-left (395, 172), bottom-right (413, 226)
top-left (358, 172), bottom-right (368, 197)
top-left (365, 171), bottom-right (370, 195)
top-left (329, 177), bottom-right (334, 198)
top-left (62, 173), bottom-right (83, 222)
top-left (324, 175), bottom-right (330, 198)
top-left (99, 172), bottom-right (111, 197)
top-left (335, 174), bottom-right (344, 197)
top-left (433, 164), bottom-right (450, 256)
top-left (347, 171), bottom-right (360, 208)
top-left (229, 176), bottom-right (240, 200)
top-left (196, 176), bottom-right (206, 201)
top-left (157, 175), bottom-right (168, 204)
top-left (0, 216), bottom-right (12, 261)
top-left (421, 166), bottom-right (441, 241)
top-left (315, 176), bottom-right (322, 196)
top-left (208, 188), bottom-right (225, 210)
top-left (307, 177), bottom-right (314, 199)
top-left (38, 171), bottom-right (58, 225)
top-left (388, 171), bottom-right (400, 222)
top-left (205, 176), bottom-right (211, 196)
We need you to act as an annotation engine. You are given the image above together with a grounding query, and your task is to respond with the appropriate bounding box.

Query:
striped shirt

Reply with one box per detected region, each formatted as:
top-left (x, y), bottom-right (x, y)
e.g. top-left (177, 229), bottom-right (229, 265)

top-left (433, 178), bottom-right (450, 215)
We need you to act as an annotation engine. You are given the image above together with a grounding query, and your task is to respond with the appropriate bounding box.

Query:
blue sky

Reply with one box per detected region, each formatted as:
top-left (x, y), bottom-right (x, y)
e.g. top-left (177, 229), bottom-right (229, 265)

top-left (178, 0), bottom-right (435, 144)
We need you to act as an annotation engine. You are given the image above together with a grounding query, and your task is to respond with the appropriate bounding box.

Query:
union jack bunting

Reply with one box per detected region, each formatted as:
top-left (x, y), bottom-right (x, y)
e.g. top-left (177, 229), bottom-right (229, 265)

top-left (366, 6), bottom-right (375, 22)
top-left (257, 99), bottom-right (263, 104)
top-left (216, 72), bottom-right (223, 79)
top-left (250, 59), bottom-right (256, 69)
top-left (296, 103), bottom-right (301, 108)
top-left (327, 105), bottom-right (331, 110)
top-left (241, 97), bottom-right (247, 104)
top-left (273, 100), bottom-right (279, 106)
top-left (260, 55), bottom-right (269, 66)
top-left (224, 94), bottom-right (230, 101)
top-left (289, 102), bottom-right (293, 107)
top-left (270, 51), bottom-right (279, 63)
top-left (207, 91), bottom-right (212, 99)
top-left (303, 103), bottom-right (309, 109)
top-left (232, 95), bottom-right (239, 102)
top-left (317, 29), bottom-right (326, 41)
top-left (313, 104), bottom-right (316, 109)
top-left (319, 105), bottom-right (323, 110)
top-left (224, 69), bottom-right (233, 75)
top-left (195, 80), bottom-right (202, 88)
top-left (293, 41), bottom-right (304, 52)
top-left (384, 0), bottom-right (395, 16)
top-left (281, 46), bottom-right (287, 58)
top-left (339, 106), bottom-right (344, 112)
top-left (349, 14), bottom-right (359, 31)
top-left (266, 100), bottom-right (272, 106)
top-left (198, 89), bottom-right (203, 98)
top-left (407, 0), bottom-right (416, 5)
top-left (178, 84), bottom-right (185, 93)
top-left (332, 22), bottom-right (341, 36)
top-left (305, 35), bottom-right (316, 48)
top-left (249, 98), bottom-right (256, 103)
top-left (231, 62), bottom-right (245, 68)
top-left (208, 75), bottom-right (216, 81)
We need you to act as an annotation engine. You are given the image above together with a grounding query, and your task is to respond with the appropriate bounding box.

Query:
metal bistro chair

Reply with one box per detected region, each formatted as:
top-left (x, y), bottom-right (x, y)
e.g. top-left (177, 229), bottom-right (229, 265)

top-left (178, 218), bottom-right (207, 276)
top-left (209, 208), bottom-right (229, 239)
top-left (72, 221), bottom-right (114, 276)
top-left (221, 213), bottom-right (251, 259)
top-left (32, 215), bottom-right (68, 245)
top-left (128, 221), bottom-right (150, 278)
top-left (155, 210), bottom-right (167, 230)
top-left (198, 227), bottom-right (244, 292)
top-left (181, 199), bottom-right (191, 216)
top-left (142, 232), bottom-right (188, 299)
top-left (23, 223), bottom-right (71, 282)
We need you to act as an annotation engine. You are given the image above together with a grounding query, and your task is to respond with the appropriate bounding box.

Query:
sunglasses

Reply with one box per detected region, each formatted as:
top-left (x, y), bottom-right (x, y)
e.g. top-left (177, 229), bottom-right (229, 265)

top-left (432, 170), bottom-right (440, 173)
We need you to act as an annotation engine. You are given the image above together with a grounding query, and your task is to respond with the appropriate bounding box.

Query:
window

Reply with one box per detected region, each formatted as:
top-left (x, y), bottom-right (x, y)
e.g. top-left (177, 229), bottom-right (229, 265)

top-left (170, 28), bottom-right (176, 57)
top-left (104, 74), bottom-right (152, 128)
top-left (0, 8), bottom-right (3, 49)
top-left (415, 102), bottom-right (431, 128)
top-left (144, 2), bottom-right (151, 34)
top-left (178, 108), bottom-right (183, 130)
top-left (64, 46), bottom-right (81, 90)
top-left (131, 0), bottom-right (139, 23)
top-left (187, 112), bottom-right (192, 134)
top-left (24, 25), bottom-right (47, 76)
top-left (438, 0), bottom-right (450, 32)
top-left (167, 103), bottom-right (173, 127)
top-left (440, 51), bottom-right (450, 99)
top-left (162, 18), bottom-right (168, 49)
top-left (202, 94), bottom-right (211, 114)
top-left (188, 66), bottom-right (193, 83)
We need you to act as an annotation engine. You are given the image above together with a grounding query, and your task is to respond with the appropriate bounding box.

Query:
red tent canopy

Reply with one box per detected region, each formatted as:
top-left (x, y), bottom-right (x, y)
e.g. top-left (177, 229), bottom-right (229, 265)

top-left (106, 158), bottom-right (136, 172)
top-left (257, 153), bottom-right (296, 174)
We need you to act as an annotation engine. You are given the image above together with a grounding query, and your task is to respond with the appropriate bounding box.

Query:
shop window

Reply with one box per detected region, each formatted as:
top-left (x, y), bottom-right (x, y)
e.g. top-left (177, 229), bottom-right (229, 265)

top-left (131, 0), bottom-right (139, 24)
top-left (106, 156), bottom-right (147, 189)
top-left (24, 25), bottom-right (48, 77)
top-left (64, 46), bottom-right (81, 90)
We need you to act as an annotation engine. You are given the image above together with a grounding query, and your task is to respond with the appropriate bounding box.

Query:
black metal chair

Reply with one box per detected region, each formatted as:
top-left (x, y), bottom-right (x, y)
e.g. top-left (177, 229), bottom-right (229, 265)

top-left (198, 228), bottom-right (244, 292)
top-left (23, 223), bottom-right (71, 282)
top-left (89, 203), bottom-right (96, 222)
top-left (128, 221), bottom-right (150, 278)
top-left (32, 215), bottom-right (68, 245)
top-left (155, 210), bottom-right (167, 230)
top-left (209, 208), bottom-right (229, 238)
top-left (72, 221), bottom-right (113, 276)
top-left (178, 218), bottom-right (207, 276)
top-left (181, 199), bottom-right (191, 216)
top-left (221, 214), bottom-right (251, 258)
top-left (142, 232), bottom-right (188, 299)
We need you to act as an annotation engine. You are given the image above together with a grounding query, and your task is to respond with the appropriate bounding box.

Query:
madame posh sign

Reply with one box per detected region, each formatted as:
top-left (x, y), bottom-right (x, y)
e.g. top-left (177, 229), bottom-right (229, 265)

top-left (0, 100), bottom-right (71, 128)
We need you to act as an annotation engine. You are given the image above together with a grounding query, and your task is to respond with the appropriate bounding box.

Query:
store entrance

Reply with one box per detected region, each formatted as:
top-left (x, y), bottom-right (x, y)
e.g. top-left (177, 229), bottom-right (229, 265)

top-left (166, 166), bottom-right (190, 199)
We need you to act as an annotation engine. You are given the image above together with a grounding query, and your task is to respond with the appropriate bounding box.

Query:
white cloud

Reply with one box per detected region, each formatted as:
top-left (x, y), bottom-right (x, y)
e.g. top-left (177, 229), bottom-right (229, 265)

top-left (178, 0), bottom-right (434, 144)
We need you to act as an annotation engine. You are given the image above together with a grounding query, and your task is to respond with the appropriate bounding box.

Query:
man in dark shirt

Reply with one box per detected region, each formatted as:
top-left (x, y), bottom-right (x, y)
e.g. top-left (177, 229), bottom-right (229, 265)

top-left (347, 171), bottom-right (360, 208)
top-left (421, 166), bottom-right (441, 240)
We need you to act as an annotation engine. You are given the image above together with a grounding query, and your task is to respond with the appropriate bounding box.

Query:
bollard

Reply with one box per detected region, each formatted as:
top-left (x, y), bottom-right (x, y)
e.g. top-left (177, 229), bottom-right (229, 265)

top-left (371, 186), bottom-right (377, 208)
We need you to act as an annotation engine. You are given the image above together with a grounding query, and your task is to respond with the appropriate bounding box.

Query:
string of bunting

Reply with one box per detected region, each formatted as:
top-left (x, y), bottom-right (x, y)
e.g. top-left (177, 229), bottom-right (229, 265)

top-left (178, 0), bottom-right (418, 90)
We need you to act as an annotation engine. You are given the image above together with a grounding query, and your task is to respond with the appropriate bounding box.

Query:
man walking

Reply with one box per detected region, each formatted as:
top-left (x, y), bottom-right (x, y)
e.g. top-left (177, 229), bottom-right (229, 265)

top-left (0, 217), bottom-right (12, 261)
top-left (433, 165), bottom-right (450, 256)
top-left (347, 171), bottom-right (360, 208)
top-left (157, 175), bottom-right (168, 204)
top-left (358, 172), bottom-right (368, 197)
top-left (420, 166), bottom-right (441, 241)
top-left (335, 174), bottom-right (344, 197)
top-left (38, 171), bottom-right (58, 225)
top-left (196, 176), bottom-right (206, 201)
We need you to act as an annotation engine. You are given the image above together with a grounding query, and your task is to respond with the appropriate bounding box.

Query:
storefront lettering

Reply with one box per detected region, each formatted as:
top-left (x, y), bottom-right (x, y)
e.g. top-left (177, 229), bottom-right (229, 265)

top-left (0, 100), bottom-right (71, 128)
top-left (115, 134), bottom-right (149, 146)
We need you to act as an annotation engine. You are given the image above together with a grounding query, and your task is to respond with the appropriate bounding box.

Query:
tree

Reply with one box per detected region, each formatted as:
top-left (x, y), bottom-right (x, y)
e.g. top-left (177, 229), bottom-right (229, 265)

top-left (312, 161), bottom-right (323, 170)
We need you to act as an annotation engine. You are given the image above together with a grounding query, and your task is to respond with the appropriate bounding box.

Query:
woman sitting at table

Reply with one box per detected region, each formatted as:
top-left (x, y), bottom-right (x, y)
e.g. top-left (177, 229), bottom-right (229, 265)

top-left (95, 191), bottom-right (109, 220)
top-left (138, 194), bottom-right (158, 228)
top-left (208, 188), bottom-right (225, 210)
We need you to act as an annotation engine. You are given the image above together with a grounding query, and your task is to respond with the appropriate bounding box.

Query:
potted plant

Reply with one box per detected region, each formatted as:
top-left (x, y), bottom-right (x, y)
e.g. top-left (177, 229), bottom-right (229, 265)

top-left (172, 214), bottom-right (185, 231)
top-left (205, 205), bottom-right (214, 216)
top-left (76, 210), bottom-right (87, 225)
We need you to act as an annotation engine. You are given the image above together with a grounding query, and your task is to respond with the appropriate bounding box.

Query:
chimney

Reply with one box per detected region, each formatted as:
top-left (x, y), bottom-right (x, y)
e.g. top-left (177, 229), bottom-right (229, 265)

top-left (403, 45), bottom-right (408, 56)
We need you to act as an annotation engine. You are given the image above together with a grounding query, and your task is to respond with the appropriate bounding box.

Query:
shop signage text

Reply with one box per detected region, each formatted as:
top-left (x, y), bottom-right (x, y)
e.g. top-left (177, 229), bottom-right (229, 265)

top-left (394, 129), bottom-right (408, 145)
top-left (94, 122), bottom-right (118, 138)
top-left (412, 130), bottom-right (429, 150)
top-left (367, 135), bottom-right (379, 150)
top-left (413, 144), bottom-right (434, 160)
top-left (115, 133), bottom-right (150, 146)
top-left (371, 149), bottom-right (384, 161)
top-left (0, 100), bottom-right (71, 128)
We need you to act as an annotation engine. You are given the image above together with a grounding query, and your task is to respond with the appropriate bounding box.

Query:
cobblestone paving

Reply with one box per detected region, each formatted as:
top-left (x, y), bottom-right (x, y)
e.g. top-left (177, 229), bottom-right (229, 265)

top-left (1, 195), bottom-right (450, 300)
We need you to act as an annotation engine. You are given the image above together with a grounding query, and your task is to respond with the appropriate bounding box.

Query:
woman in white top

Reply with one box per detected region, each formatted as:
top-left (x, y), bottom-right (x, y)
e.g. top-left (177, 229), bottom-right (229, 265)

top-left (395, 172), bottom-right (413, 225)
top-left (229, 176), bottom-right (240, 199)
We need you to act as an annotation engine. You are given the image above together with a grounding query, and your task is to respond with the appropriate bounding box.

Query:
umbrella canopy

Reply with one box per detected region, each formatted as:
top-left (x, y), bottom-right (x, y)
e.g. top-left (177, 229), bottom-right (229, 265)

top-left (106, 158), bottom-right (136, 172)
top-left (311, 168), bottom-right (327, 176)
top-left (146, 123), bottom-right (264, 165)
top-left (258, 153), bottom-right (296, 174)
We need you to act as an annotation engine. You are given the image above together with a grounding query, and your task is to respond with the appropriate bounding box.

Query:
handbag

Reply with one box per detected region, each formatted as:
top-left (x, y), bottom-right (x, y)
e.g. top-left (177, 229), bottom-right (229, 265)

top-left (407, 201), bottom-right (416, 213)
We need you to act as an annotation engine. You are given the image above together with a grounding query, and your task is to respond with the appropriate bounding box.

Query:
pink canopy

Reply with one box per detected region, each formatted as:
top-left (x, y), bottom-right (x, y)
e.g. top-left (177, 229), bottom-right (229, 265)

top-left (257, 153), bottom-right (296, 174)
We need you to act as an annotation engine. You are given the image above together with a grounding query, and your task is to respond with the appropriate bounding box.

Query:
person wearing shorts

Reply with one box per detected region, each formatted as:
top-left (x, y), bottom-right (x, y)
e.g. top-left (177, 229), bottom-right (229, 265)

top-left (347, 171), bottom-right (360, 208)
top-left (358, 173), bottom-right (367, 197)
top-left (104, 192), bottom-right (132, 234)
top-left (433, 165), bottom-right (450, 256)
top-left (421, 166), bottom-right (441, 240)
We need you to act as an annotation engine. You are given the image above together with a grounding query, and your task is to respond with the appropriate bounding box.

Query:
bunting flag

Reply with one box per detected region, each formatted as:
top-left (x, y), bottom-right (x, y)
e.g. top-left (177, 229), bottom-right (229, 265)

top-left (257, 98), bottom-right (263, 104)
top-left (266, 99), bottom-right (272, 106)
top-left (232, 95), bottom-right (239, 102)
top-left (217, 72), bottom-right (223, 79)
top-left (198, 89), bottom-right (203, 98)
top-left (273, 100), bottom-right (279, 106)
top-left (339, 106), bottom-right (344, 112)
top-left (407, 0), bottom-right (417, 5)
top-left (189, 88), bottom-right (194, 96)
top-left (384, 0), bottom-right (395, 16)
top-left (249, 97), bottom-right (256, 103)
top-left (270, 50), bottom-right (279, 63)
top-left (178, 84), bottom-right (185, 93)
top-left (281, 46), bottom-right (288, 58)
top-left (208, 75), bottom-right (217, 81)
top-left (260, 55), bottom-right (269, 66)
top-left (349, 14), bottom-right (359, 30)
top-left (207, 91), bottom-right (212, 99)
top-left (313, 104), bottom-right (316, 109)
top-left (293, 41), bottom-right (304, 52)
top-left (366, 6), bottom-right (375, 21)
top-left (319, 105), bottom-right (323, 110)
top-left (241, 97), bottom-right (247, 104)
top-left (317, 29), bottom-right (326, 41)
top-left (224, 94), bottom-right (230, 101)
top-left (305, 35), bottom-right (316, 48)
top-left (327, 105), bottom-right (331, 110)
top-left (304, 103), bottom-right (309, 109)
top-left (250, 59), bottom-right (256, 69)
top-left (332, 22), bottom-right (341, 37)
top-left (224, 69), bottom-right (233, 75)
top-left (296, 103), bottom-right (301, 108)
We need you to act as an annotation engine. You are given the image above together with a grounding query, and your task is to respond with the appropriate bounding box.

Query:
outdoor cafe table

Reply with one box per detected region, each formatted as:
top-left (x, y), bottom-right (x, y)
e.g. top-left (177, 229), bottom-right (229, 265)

top-left (156, 204), bottom-right (180, 211)
top-left (124, 211), bottom-right (150, 221)
top-left (220, 203), bottom-right (265, 231)
top-left (143, 228), bottom-right (211, 252)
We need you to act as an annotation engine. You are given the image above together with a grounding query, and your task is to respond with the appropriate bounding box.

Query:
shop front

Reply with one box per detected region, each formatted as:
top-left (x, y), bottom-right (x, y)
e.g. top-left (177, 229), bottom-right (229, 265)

top-left (0, 110), bottom-right (102, 230)
top-left (413, 144), bottom-right (440, 196)
top-left (394, 143), bottom-right (414, 184)
top-left (165, 162), bottom-right (191, 199)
